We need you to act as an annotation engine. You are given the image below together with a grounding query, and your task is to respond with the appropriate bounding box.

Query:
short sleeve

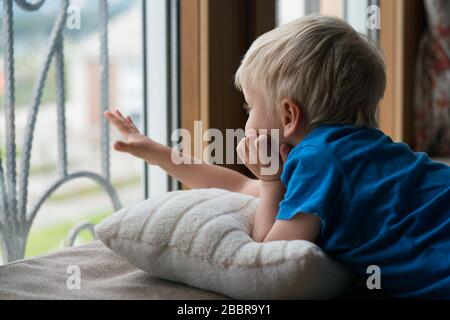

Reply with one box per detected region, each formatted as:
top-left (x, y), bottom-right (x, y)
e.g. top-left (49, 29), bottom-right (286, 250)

top-left (277, 146), bottom-right (344, 236)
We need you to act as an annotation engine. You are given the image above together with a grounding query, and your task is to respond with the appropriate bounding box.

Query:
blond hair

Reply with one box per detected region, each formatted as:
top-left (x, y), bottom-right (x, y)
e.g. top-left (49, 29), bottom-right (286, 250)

top-left (235, 15), bottom-right (386, 129)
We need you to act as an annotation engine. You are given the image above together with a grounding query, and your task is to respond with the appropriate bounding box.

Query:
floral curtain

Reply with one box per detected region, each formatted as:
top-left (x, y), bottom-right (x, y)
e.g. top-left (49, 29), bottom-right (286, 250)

top-left (414, 0), bottom-right (450, 156)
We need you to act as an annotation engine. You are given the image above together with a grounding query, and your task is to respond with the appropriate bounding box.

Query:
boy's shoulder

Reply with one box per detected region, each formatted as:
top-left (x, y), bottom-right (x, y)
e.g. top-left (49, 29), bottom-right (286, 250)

top-left (282, 123), bottom-right (440, 184)
top-left (289, 124), bottom-right (385, 160)
top-left (285, 123), bottom-right (450, 185)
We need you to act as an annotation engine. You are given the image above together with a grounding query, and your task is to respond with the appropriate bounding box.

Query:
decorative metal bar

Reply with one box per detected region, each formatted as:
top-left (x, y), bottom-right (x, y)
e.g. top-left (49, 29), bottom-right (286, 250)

top-left (3, 0), bottom-right (18, 225)
top-left (26, 171), bottom-right (121, 225)
top-left (0, 154), bottom-right (9, 227)
top-left (0, 0), bottom-right (122, 264)
top-left (64, 221), bottom-right (97, 248)
top-left (14, 0), bottom-right (45, 11)
top-left (17, 0), bottom-right (70, 224)
top-left (55, 36), bottom-right (69, 178)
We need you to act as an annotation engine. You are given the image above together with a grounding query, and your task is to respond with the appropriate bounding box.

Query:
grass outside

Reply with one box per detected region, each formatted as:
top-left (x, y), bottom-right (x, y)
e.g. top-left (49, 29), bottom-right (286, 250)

top-left (0, 174), bottom-right (141, 263)
top-left (24, 209), bottom-right (112, 258)
top-left (48, 175), bottom-right (140, 202)
top-left (0, 209), bottom-right (111, 264)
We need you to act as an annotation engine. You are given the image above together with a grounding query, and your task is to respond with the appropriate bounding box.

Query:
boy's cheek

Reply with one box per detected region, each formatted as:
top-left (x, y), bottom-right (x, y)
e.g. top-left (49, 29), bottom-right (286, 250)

top-left (244, 118), bottom-right (254, 132)
top-left (244, 113), bottom-right (264, 132)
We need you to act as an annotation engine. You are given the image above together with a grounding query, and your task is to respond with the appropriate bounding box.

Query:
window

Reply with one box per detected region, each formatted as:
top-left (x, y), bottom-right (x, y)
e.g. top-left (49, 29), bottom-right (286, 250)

top-left (0, 0), bottom-right (178, 263)
top-left (144, 0), bottom-right (180, 196)
top-left (276, 0), bottom-right (376, 37)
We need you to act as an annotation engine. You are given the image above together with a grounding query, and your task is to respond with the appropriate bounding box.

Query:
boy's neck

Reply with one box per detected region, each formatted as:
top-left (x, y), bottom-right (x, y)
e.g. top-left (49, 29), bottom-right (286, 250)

top-left (287, 125), bottom-right (312, 148)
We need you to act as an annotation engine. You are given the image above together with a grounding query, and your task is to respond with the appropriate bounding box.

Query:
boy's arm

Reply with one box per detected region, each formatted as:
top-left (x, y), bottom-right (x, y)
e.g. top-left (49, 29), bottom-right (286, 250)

top-left (105, 110), bottom-right (260, 197)
top-left (153, 143), bottom-right (260, 197)
top-left (251, 180), bottom-right (285, 242)
top-left (237, 133), bottom-right (320, 243)
top-left (251, 180), bottom-right (321, 243)
top-left (263, 211), bottom-right (321, 243)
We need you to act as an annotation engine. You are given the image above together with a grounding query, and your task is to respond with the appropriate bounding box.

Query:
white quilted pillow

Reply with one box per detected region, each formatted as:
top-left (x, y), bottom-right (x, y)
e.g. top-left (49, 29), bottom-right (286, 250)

top-left (95, 188), bottom-right (355, 299)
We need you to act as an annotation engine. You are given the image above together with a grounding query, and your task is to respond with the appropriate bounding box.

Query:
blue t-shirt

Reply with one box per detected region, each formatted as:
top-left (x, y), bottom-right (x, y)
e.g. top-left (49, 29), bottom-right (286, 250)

top-left (277, 124), bottom-right (450, 299)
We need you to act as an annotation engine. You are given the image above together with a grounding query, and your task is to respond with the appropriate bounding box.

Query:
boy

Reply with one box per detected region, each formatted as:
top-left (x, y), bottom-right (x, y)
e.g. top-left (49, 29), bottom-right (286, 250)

top-left (105, 15), bottom-right (450, 299)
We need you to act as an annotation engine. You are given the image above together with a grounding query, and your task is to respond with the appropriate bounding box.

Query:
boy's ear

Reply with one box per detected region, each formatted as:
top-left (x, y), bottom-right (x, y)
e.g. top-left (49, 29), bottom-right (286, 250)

top-left (281, 98), bottom-right (302, 138)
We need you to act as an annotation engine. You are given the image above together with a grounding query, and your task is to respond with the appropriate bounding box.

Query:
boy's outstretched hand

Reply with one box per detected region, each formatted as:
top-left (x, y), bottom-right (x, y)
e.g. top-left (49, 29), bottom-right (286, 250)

top-left (104, 109), bottom-right (159, 165)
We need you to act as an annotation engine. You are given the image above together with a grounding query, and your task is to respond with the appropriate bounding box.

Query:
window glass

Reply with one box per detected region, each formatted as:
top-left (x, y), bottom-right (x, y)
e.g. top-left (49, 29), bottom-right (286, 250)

top-left (0, 0), bottom-right (145, 261)
top-left (277, 0), bottom-right (370, 35)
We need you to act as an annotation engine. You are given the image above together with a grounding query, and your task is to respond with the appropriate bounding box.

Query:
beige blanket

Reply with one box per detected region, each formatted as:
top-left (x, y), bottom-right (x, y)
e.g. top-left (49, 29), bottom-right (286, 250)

top-left (0, 241), bottom-right (229, 300)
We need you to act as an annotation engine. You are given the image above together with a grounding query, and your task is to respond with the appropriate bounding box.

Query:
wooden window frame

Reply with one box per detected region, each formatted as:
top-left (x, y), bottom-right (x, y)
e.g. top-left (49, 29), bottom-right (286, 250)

top-left (378, 0), bottom-right (425, 145)
top-left (180, 0), bottom-right (427, 171)
top-left (180, 0), bottom-right (276, 183)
